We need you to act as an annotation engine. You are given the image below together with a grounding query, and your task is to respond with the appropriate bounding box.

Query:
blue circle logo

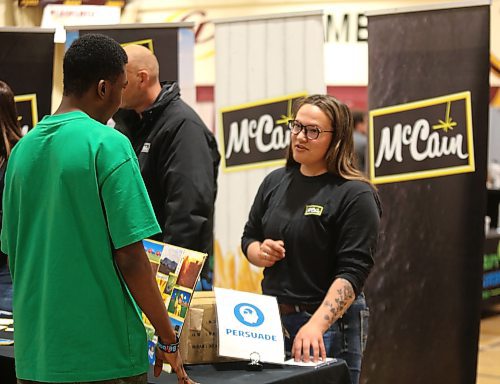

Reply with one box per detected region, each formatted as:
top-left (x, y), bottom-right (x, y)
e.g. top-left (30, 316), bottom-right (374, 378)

top-left (147, 340), bottom-right (156, 365)
top-left (234, 303), bottom-right (264, 327)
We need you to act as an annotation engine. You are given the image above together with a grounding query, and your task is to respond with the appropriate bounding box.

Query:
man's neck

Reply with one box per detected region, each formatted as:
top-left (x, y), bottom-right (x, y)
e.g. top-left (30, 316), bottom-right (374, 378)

top-left (137, 82), bottom-right (162, 115)
top-left (55, 94), bottom-right (104, 123)
top-left (54, 96), bottom-right (83, 116)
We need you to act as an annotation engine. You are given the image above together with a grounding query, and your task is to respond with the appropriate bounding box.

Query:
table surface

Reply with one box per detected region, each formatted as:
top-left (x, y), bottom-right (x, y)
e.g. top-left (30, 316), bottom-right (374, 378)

top-left (0, 341), bottom-right (350, 384)
top-left (148, 360), bottom-right (350, 384)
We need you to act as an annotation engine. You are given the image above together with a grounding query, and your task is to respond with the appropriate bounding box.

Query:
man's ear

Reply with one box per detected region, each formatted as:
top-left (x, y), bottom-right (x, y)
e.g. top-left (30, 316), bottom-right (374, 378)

top-left (97, 80), bottom-right (106, 98)
top-left (138, 70), bottom-right (148, 85)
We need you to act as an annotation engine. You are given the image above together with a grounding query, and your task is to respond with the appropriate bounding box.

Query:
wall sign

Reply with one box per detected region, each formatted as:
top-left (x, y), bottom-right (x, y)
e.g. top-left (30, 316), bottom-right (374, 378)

top-left (369, 91), bottom-right (475, 184)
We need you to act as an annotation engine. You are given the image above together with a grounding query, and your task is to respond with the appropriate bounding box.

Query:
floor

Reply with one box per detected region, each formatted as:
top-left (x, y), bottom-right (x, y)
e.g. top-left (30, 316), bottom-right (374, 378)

top-left (477, 305), bottom-right (500, 384)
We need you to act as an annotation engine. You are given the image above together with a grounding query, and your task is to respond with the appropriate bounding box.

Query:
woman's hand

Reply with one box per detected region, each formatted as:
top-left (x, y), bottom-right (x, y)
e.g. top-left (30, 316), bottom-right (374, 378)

top-left (291, 320), bottom-right (327, 363)
top-left (258, 239), bottom-right (285, 267)
top-left (246, 239), bottom-right (285, 267)
top-left (291, 278), bottom-right (356, 364)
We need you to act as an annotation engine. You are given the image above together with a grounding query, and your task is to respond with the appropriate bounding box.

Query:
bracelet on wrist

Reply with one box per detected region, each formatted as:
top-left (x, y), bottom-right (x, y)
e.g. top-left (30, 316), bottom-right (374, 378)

top-left (157, 335), bottom-right (180, 354)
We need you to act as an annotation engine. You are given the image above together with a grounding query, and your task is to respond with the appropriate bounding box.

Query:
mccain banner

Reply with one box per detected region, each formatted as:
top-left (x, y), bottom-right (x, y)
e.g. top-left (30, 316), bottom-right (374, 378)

top-left (219, 93), bottom-right (306, 172)
top-left (14, 94), bottom-right (39, 134)
top-left (66, 28), bottom-right (179, 83)
top-left (369, 91), bottom-right (474, 184)
top-left (0, 29), bottom-right (54, 131)
top-left (364, 3), bottom-right (489, 384)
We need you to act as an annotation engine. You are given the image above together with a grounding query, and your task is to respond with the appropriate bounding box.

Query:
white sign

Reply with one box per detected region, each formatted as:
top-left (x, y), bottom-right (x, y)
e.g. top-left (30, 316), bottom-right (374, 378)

top-left (41, 5), bottom-right (121, 43)
top-left (214, 287), bottom-right (284, 364)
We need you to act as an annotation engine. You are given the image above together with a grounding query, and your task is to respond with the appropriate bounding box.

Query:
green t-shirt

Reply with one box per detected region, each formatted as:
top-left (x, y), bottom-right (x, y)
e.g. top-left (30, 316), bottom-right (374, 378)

top-left (1, 111), bottom-right (161, 382)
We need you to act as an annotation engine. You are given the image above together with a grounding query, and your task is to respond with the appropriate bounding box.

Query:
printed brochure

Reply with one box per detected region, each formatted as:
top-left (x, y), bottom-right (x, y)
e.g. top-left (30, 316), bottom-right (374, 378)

top-left (142, 239), bottom-right (206, 368)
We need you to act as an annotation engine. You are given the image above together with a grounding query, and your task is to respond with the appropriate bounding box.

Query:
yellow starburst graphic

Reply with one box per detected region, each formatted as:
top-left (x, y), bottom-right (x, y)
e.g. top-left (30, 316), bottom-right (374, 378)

top-left (275, 99), bottom-right (294, 125)
top-left (433, 101), bottom-right (457, 132)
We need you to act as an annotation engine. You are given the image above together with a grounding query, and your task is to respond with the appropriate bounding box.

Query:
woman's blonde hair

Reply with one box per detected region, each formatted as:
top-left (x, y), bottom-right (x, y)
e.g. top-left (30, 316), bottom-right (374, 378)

top-left (286, 94), bottom-right (374, 187)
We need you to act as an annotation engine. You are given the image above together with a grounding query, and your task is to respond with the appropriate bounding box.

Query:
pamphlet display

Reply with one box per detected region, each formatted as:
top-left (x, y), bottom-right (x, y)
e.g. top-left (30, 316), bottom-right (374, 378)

top-left (142, 239), bottom-right (206, 365)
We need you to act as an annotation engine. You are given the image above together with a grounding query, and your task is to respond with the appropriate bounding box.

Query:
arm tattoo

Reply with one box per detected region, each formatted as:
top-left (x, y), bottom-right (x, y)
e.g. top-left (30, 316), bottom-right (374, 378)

top-left (322, 283), bottom-right (355, 322)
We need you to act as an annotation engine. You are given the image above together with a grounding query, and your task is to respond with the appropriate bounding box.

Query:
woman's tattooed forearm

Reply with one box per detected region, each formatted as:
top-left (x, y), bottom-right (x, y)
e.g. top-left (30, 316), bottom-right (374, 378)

top-left (322, 284), bottom-right (355, 322)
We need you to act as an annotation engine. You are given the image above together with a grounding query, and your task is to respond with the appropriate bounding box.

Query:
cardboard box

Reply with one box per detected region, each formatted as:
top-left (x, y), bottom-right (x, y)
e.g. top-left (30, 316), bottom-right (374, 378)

top-left (179, 291), bottom-right (234, 364)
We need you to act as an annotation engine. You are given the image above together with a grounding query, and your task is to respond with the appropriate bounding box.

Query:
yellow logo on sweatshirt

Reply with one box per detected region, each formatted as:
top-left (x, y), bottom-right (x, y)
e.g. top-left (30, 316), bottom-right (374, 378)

top-left (304, 205), bottom-right (323, 216)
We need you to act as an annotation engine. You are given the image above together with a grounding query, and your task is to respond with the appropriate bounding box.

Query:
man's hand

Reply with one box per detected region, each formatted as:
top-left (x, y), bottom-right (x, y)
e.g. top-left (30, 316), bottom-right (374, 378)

top-left (154, 348), bottom-right (199, 384)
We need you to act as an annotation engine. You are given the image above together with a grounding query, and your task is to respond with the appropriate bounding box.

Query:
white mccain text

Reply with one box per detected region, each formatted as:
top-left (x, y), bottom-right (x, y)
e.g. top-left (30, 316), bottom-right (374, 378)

top-left (225, 114), bottom-right (289, 158)
top-left (375, 118), bottom-right (468, 167)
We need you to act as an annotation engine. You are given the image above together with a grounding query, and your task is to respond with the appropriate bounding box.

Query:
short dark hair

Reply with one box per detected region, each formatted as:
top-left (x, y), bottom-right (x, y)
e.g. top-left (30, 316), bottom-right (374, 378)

top-left (352, 110), bottom-right (366, 127)
top-left (63, 34), bottom-right (127, 97)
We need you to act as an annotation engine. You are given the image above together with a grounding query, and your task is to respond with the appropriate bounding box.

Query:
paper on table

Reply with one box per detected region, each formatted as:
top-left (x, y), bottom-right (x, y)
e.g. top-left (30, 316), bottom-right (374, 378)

top-left (0, 338), bottom-right (14, 346)
top-left (283, 357), bottom-right (336, 368)
top-left (0, 318), bottom-right (13, 326)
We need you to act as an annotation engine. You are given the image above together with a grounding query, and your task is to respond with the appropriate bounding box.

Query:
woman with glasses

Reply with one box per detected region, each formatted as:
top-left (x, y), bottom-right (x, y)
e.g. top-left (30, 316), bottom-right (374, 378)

top-left (0, 81), bottom-right (23, 315)
top-left (241, 94), bottom-right (381, 384)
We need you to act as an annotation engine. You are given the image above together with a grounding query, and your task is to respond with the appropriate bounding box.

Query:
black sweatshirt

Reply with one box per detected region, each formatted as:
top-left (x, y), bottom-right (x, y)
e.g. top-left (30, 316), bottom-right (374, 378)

top-left (242, 166), bottom-right (381, 304)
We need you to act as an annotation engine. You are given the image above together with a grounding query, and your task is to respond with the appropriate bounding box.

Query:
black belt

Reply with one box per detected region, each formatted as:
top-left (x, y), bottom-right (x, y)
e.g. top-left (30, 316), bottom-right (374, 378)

top-left (278, 302), bottom-right (321, 315)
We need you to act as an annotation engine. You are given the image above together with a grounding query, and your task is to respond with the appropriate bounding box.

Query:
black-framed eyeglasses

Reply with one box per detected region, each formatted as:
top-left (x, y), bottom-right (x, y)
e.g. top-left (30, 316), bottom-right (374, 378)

top-left (287, 120), bottom-right (334, 140)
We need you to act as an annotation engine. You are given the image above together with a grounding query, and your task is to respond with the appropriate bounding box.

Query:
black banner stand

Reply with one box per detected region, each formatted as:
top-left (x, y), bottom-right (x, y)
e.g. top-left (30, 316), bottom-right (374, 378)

top-left (363, 2), bottom-right (490, 383)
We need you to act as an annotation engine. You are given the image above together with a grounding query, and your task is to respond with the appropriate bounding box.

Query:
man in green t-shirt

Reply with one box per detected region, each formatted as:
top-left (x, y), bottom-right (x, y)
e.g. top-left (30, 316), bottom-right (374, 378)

top-left (1, 34), bottom-right (196, 384)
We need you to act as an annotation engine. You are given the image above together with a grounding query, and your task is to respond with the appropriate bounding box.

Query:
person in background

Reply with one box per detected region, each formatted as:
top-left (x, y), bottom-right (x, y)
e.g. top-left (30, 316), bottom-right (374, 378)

top-left (1, 34), bottom-right (196, 384)
top-left (114, 45), bottom-right (220, 290)
top-left (0, 80), bottom-right (23, 315)
top-left (242, 95), bottom-right (381, 384)
top-left (352, 110), bottom-right (368, 173)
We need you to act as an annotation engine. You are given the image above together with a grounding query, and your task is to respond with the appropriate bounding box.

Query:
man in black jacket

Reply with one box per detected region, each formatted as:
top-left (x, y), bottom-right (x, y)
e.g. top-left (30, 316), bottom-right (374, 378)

top-left (114, 44), bottom-right (220, 289)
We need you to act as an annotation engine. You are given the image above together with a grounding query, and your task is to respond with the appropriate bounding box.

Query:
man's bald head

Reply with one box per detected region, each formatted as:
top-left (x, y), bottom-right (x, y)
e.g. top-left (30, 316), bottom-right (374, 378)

top-left (123, 44), bottom-right (159, 83)
top-left (120, 45), bottom-right (162, 112)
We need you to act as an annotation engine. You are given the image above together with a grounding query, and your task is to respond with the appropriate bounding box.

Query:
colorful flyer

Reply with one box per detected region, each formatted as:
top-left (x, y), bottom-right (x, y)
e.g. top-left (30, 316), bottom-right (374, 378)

top-left (141, 239), bottom-right (207, 364)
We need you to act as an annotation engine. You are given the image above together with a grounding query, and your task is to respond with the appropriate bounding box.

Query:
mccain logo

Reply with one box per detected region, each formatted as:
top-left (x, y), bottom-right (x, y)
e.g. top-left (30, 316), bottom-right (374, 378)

top-left (122, 38), bottom-right (154, 52)
top-left (219, 93), bottom-right (306, 172)
top-left (14, 93), bottom-right (38, 135)
top-left (368, 91), bottom-right (475, 184)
